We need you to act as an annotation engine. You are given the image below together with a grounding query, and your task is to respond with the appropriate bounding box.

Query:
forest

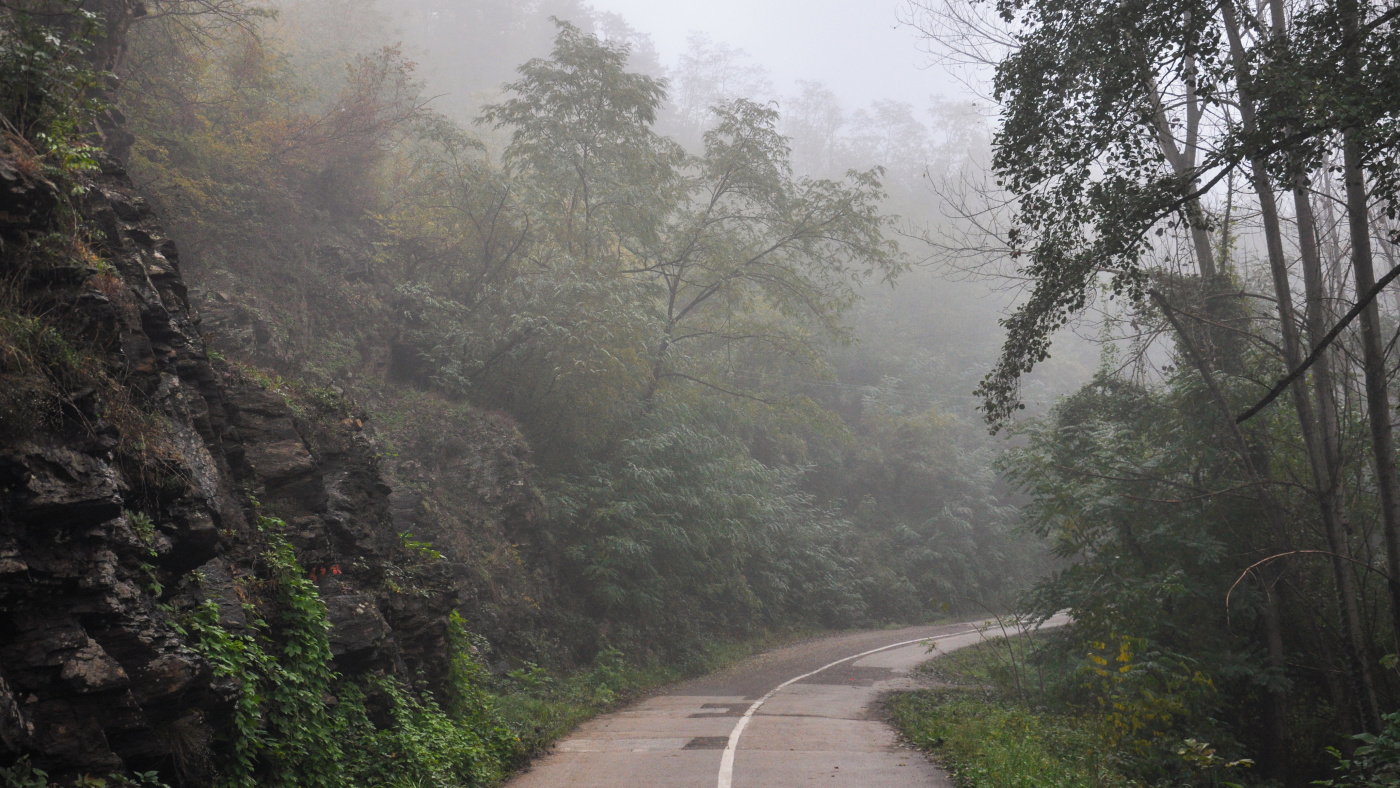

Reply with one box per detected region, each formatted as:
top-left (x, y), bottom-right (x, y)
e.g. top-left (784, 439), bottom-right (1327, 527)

top-left (0, 0), bottom-right (1397, 785)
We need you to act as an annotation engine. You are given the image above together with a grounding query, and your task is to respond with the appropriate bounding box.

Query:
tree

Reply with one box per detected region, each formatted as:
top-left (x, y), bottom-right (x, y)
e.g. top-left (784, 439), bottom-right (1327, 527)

top-left (481, 20), bottom-right (684, 268)
top-left (467, 21), bottom-right (900, 442)
top-left (662, 33), bottom-right (772, 147)
top-left (906, 0), bottom-right (1400, 777)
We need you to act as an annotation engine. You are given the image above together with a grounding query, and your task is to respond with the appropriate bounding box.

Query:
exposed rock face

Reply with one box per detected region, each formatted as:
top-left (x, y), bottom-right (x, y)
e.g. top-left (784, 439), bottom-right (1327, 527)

top-left (0, 157), bottom-right (240, 781)
top-left (0, 160), bottom-right (60, 239)
top-left (193, 267), bottom-right (550, 680)
top-left (0, 154), bottom-right (466, 782)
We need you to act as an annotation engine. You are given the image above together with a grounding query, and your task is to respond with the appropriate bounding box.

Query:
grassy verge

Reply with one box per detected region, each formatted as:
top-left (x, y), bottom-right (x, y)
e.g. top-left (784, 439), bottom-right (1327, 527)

top-left (887, 638), bottom-right (1135, 788)
top-left (888, 690), bottom-right (1133, 788)
top-left (490, 634), bottom-right (795, 763)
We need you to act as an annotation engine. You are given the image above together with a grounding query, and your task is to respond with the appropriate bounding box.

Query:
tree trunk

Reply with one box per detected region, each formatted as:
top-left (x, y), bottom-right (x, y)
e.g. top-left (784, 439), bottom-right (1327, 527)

top-left (1220, 4), bottom-right (1360, 765)
top-left (1295, 181), bottom-right (1382, 730)
top-left (1338, 0), bottom-right (1400, 650)
top-left (1145, 78), bottom-right (1216, 279)
top-left (1269, 0), bottom-right (1378, 720)
top-left (1263, 583), bottom-right (1293, 781)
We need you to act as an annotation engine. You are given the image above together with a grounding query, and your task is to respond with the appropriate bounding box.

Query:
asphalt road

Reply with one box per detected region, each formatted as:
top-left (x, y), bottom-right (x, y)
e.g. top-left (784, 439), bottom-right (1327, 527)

top-left (506, 617), bottom-right (1057, 787)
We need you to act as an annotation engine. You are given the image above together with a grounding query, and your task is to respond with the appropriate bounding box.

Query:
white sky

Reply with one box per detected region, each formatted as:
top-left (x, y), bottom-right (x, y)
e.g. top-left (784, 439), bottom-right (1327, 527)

top-left (586, 0), bottom-right (962, 109)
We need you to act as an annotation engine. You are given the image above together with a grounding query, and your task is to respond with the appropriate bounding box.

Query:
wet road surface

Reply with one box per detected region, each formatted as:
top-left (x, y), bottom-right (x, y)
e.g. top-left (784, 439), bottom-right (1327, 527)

top-left (506, 617), bottom-right (1061, 787)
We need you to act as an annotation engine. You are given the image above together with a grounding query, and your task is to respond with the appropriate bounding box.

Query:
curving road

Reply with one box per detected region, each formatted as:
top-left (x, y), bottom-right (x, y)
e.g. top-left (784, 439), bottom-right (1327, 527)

top-left (507, 617), bottom-right (1063, 787)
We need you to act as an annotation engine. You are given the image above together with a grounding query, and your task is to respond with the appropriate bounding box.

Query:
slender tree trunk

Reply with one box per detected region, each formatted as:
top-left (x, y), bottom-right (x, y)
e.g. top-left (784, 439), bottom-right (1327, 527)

top-left (1338, 0), bottom-right (1400, 649)
top-left (1302, 598), bottom-right (1359, 739)
top-left (1218, 6), bottom-right (1346, 771)
top-left (1221, 0), bottom-right (1380, 744)
top-left (1262, 584), bottom-right (1292, 779)
top-left (1344, 130), bottom-right (1400, 644)
top-left (1145, 79), bottom-right (1216, 279)
top-left (1295, 181), bottom-right (1383, 730)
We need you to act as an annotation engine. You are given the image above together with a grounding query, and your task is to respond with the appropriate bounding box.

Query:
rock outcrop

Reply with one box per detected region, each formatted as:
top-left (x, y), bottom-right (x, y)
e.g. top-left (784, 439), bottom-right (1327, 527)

top-left (0, 150), bottom-right (472, 783)
top-left (1, 155), bottom-right (242, 781)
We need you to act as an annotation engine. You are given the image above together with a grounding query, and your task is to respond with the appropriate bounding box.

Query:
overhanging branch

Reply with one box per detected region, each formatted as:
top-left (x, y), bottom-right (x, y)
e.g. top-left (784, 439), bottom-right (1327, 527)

top-left (1236, 262), bottom-right (1400, 424)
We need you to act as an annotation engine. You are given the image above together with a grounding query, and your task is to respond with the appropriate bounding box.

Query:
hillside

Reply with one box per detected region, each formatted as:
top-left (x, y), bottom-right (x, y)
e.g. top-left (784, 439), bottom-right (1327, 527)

top-left (0, 1), bottom-right (1043, 784)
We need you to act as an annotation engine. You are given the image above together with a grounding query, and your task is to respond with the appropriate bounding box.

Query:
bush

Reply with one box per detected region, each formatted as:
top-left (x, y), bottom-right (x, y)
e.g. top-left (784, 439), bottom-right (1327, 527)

top-left (0, 7), bottom-right (105, 180)
top-left (1318, 711), bottom-right (1400, 787)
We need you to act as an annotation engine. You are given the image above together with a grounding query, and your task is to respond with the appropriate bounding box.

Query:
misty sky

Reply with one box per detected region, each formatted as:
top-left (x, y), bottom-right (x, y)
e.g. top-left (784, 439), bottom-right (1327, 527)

top-left (587, 0), bottom-right (961, 110)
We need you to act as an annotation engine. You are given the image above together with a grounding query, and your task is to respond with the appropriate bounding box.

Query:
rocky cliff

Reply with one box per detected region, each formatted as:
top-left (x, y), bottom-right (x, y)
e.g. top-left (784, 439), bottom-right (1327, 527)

top-left (0, 140), bottom-right (528, 783)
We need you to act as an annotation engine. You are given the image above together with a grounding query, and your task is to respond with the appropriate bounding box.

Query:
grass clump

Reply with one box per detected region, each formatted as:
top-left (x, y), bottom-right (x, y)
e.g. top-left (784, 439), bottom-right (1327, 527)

top-left (888, 689), bottom-right (1133, 788)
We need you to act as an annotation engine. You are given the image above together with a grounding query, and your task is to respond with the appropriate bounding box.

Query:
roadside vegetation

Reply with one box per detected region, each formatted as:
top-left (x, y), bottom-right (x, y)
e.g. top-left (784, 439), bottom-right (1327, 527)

top-left (173, 517), bottom-right (803, 787)
top-left (889, 632), bottom-right (1250, 788)
top-left (890, 692), bottom-right (1131, 788)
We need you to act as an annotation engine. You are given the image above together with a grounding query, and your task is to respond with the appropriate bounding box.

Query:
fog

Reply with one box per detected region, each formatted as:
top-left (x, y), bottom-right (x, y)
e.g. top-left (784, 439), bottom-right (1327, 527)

top-left (7, 0), bottom-right (1398, 782)
top-left (366, 0), bottom-right (1097, 425)
top-left (585, 0), bottom-right (961, 108)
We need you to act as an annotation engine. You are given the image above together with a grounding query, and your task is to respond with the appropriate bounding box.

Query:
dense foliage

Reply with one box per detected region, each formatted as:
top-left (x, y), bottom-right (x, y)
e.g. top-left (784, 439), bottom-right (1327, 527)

top-left (0, 0), bottom-right (1052, 784)
top-left (106, 0), bottom-right (1046, 658)
top-left (902, 0), bottom-right (1400, 780)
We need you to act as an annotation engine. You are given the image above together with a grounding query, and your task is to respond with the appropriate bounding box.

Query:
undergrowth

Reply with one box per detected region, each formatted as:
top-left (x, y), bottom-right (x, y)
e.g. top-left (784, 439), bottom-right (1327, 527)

top-left (887, 633), bottom-right (1257, 788)
top-left (177, 514), bottom-right (520, 788)
top-left (174, 513), bottom-right (776, 788)
top-left (889, 690), bottom-right (1135, 788)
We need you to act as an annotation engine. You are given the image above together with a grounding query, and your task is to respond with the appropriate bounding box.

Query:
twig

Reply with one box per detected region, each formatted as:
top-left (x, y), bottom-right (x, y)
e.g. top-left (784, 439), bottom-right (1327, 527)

top-left (1226, 550), bottom-right (1391, 623)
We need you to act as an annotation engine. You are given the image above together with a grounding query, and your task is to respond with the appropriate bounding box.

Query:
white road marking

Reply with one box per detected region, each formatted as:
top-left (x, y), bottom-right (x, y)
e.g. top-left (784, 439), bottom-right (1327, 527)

top-left (714, 626), bottom-right (982, 788)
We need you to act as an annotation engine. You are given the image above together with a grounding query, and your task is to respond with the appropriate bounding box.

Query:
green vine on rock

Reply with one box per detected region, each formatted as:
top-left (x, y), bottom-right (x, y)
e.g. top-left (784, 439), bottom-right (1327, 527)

top-left (179, 515), bottom-right (342, 788)
top-left (179, 516), bottom-right (521, 788)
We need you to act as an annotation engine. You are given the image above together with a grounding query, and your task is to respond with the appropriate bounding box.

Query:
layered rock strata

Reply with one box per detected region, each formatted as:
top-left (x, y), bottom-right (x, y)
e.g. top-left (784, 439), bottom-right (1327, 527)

top-left (0, 152), bottom-right (461, 782)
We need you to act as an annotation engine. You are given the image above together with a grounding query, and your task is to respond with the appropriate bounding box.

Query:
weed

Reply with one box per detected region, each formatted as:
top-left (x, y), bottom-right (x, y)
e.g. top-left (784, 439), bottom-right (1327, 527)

top-left (180, 517), bottom-right (521, 788)
top-left (129, 510), bottom-right (156, 545)
top-left (0, 756), bottom-right (47, 788)
top-left (399, 531), bottom-right (442, 561)
top-left (0, 9), bottom-right (108, 186)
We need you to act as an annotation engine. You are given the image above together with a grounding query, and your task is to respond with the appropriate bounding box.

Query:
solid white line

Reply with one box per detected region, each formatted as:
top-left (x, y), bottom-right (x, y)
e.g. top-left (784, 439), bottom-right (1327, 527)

top-left (714, 625), bottom-right (984, 788)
